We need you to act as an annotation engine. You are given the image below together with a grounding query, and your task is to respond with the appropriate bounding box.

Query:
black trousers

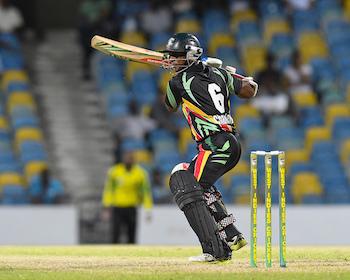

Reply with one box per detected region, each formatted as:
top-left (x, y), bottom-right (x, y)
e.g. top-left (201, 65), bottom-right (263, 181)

top-left (188, 131), bottom-right (241, 190)
top-left (112, 207), bottom-right (137, 244)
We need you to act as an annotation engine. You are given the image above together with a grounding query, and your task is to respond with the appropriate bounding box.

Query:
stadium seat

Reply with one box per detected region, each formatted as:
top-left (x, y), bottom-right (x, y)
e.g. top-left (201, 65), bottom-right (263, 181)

top-left (285, 149), bottom-right (309, 173)
top-left (207, 32), bottom-right (235, 56)
top-left (0, 172), bottom-right (24, 190)
top-left (304, 126), bottom-right (331, 152)
top-left (24, 161), bottom-right (48, 182)
top-left (292, 92), bottom-right (318, 108)
top-left (291, 172), bottom-right (323, 204)
top-left (14, 127), bottom-right (44, 150)
top-left (230, 9), bottom-right (258, 32)
top-left (1, 70), bottom-right (29, 91)
top-left (1, 185), bottom-right (29, 204)
top-left (325, 104), bottom-right (350, 128)
top-left (175, 18), bottom-right (201, 34)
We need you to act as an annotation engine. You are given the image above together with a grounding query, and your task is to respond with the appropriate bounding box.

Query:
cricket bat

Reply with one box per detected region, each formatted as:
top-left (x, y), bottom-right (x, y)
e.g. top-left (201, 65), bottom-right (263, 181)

top-left (91, 35), bottom-right (165, 67)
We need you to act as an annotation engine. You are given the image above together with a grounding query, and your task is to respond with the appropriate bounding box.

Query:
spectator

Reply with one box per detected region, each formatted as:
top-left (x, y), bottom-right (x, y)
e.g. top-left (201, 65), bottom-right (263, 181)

top-left (149, 89), bottom-right (179, 136)
top-left (114, 100), bottom-right (156, 142)
top-left (252, 53), bottom-right (291, 125)
top-left (102, 149), bottom-right (153, 243)
top-left (0, 0), bottom-right (24, 35)
top-left (283, 50), bottom-right (313, 95)
top-left (29, 167), bottom-right (63, 204)
top-left (151, 169), bottom-right (172, 204)
top-left (139, 0), bottom-right (173, 40)
top-left (78, 0), bottom-right (117, 79)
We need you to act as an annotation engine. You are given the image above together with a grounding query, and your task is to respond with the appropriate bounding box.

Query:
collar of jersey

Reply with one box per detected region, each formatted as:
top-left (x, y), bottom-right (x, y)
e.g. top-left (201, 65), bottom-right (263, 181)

top-left (185, 62), bottom-right (205, 73)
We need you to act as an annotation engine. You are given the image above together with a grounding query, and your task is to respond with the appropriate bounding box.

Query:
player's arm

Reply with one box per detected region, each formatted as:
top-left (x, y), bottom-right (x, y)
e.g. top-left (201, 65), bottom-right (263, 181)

top-left (225, 66), bottom-right (257, 99)
top-left (164, 80), bottom-right (182, 112)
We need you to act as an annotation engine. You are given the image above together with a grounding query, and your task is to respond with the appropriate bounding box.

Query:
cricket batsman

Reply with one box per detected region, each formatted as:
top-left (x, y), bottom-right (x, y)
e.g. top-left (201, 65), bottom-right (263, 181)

top-left (160, 33), bottom-right (258, 263)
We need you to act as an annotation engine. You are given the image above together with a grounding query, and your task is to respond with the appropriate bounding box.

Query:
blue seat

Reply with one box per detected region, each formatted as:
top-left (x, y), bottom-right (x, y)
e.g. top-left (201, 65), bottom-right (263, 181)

top-left (107, 91), bottom-right (131, 105)
top-left (156, 150), bottom-right (183, 174)
top-left (185, 142), bottom-right (197, 163)
top-left (332, 118), bottom-right (350, 142)
top-left (0, 51), bottom-right (23, 69)
top-left (0, 32), bottom-right (21, 50)
top-left (0, 151), bottom-right (17, 167)
top-left (148, 128), bottom-right (177, 145)
top-left (1, 185), bottom-right (29, 204)
top-left (19, 140), bottom-right (45, 153)
top-left (258, 0), bottom-right (285, 19)
top-left (108, 104), bottom-right (129, 118)
top-left (131, 78), bottom-right (157, 105)
top-left (247, 140), bottom-right (273, 154)
top-left (150, 32), bottom-right (172, 51)
top-left (275, 127), bottom-right (304, 141)
top-left (0, 163), bottom-right (20, 173)
top-left (120, 139), bottom-right (148, 151)
top-left (290, 162), bottom-right (313, 177)
top-left (230, 175), bottom-right (250, 196)
top-left (6, 82), bottom-right (29, 93)
top-left (11, 116), bottom-right (39, 130)
top-left (20, 151), bottom-right (47, 164)
top-left (203, 10), bottom-right (229, 36)
top-left (302, 194), bottom-right (324, 204)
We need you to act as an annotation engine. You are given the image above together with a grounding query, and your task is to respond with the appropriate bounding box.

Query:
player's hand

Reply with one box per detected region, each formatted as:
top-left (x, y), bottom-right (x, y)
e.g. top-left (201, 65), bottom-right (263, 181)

top-left (243, 76), bottom-right (258, 97)
top-left (225, 65), bottom-right (237, 74)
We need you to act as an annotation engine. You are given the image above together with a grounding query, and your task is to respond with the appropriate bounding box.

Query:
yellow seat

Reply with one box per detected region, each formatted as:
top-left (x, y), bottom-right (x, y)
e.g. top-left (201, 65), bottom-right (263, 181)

top-left (175, 18), bottom-right (201, 34)
top-left (6, 91), bottom-right (36, 113)
top-left (291, 172), bottom-right (323, 204)
top-left (230, 9), bottom-right (257, 31)
top-left (234, 193), bottom-right (250, 204)
top-left (0, 117), bottom-right (8, 130)
top-left (340, 139), bottom-right (350, 163)
top-left (325, 104), bottom-right (350, 128)
top-left (207, 32), bottom-right (235, 56)
top-left (14, 128), bottom-right (44, 150)
top-left (1, 70), bottom-right (29, 90)
top-left (285, 149), bottom-right (309, 172)
top-left (304, 126), bottom-right (331, 152)
top-left (234, 103), bottom-right (260, 126)
top-left (179, 127), bottom-right (192, 153)
top-left (222, 160), bottom-right (249, 185)
top-left (346, 0), bottom-right (350, 19)
top-left (298, 32), bottom-right (328, 63)
top-left (0, 172), bottom-right (24, 189)
top-left (119, 31), bottom-right (147, 47)
top-left (133, 149), bottom-right (152, 164)
top-left (24, 161), bottom-right (48, 181)
top-left (292, 92), bottom-right (318, 108)
top-left (264, 19), bottom-right (291, 43)
top-left (242, 45), bottom-right (267, 76)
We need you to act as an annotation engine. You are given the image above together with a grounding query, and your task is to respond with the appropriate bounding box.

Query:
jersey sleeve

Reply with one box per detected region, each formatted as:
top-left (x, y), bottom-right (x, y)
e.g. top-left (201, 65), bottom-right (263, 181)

top-left (164, 78), bottom-right (182, 109)
top-left (221, 68), bottom-right (242, 96)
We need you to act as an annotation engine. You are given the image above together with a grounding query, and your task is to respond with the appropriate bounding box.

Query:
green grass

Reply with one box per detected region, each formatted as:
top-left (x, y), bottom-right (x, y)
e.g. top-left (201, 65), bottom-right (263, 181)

top-left (0, 245), bottom-right (349, 279)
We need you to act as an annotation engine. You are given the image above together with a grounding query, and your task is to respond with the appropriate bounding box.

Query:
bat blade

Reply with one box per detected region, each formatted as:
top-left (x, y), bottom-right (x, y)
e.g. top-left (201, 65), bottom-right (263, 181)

top-left (91, 35), bottom-right (165, 67)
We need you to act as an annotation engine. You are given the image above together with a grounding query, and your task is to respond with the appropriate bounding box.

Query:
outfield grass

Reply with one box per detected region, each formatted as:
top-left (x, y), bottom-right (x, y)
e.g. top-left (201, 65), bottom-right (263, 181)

top-left (0, 245), bottom-right (349, 279)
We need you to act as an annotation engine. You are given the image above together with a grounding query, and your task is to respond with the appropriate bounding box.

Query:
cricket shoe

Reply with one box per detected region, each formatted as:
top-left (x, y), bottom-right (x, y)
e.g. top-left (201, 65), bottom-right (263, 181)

top-left (188, 253), bottom-right (232, 264)
top-left (228, 234), bottom-right (248, 251)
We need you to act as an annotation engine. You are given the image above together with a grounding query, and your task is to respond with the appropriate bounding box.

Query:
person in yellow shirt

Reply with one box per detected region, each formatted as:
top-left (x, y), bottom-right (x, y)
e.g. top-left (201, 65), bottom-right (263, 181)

top-left (102, 149), bottom-right (153, 244)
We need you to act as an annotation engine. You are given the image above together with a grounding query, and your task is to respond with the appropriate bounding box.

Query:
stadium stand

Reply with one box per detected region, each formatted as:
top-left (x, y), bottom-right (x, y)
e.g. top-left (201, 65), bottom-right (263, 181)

top-left (88, 0), bottom-right (350, 205)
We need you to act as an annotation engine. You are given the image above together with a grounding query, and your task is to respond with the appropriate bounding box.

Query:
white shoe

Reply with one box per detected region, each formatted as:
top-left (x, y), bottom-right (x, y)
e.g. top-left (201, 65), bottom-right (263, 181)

top-left (188, 253), bottom-right (232, 264)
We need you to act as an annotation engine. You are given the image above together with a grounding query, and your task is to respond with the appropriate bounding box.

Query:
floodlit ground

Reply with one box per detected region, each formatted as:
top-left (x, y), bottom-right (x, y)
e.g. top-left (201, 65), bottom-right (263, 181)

top-left (0, 245), bottom-right (349, 279)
